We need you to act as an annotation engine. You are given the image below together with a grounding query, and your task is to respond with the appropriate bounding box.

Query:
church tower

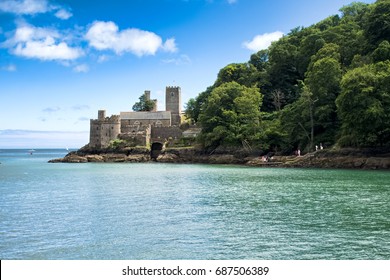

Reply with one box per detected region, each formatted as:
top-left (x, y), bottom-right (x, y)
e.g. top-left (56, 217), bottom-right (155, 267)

top-left (165, 86), bottom-right (181, 126)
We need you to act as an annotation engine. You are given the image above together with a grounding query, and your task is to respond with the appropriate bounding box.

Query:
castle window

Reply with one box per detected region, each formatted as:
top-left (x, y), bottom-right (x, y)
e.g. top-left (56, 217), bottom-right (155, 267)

top-left (171, 92), bottom-right (174, 96)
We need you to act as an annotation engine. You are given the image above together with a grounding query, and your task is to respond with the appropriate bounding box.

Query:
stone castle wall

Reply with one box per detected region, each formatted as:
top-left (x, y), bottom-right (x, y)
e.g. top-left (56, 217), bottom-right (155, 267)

top-left (90, 113), bottom-right (121, 148)
top-left (120, 111), bottom-right (171, 131)
top-left (151, 126), bottom-right (183, 141)
top-left (119, 125), bottom-right (151, 147)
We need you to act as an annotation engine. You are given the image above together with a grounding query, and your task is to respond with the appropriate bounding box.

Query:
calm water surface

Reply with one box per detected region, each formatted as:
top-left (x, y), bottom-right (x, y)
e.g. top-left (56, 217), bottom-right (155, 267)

top-left (0, 149), bottom-right (389, 259)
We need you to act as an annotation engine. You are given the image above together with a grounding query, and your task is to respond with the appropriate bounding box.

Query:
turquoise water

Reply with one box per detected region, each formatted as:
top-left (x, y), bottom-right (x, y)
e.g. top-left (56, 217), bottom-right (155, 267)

top-left (1, 149), bottom-right (389, 259)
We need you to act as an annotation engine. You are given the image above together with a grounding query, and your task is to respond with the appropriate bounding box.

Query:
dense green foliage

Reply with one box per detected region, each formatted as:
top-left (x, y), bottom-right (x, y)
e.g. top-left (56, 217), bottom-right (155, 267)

top-left (132, 93), bottom-right (156, 112)
top-left (198, 82), bottom-right (262, 149)
top-left (185, 0), bottom-right (390, 153)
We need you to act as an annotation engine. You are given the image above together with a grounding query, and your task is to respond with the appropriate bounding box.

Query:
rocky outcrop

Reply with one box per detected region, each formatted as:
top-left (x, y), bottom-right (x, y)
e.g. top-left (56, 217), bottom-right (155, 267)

top-left (49, 150), bottom-right (150, 163)
top-left (49, 153), bottom-right (88, 163)
top-left (281, 149), bottom-right (390, 170)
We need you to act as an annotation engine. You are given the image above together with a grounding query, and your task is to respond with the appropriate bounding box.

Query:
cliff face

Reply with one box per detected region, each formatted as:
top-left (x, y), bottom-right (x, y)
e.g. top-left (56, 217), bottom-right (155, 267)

top-left (49, 146), bottom-right (390, 170)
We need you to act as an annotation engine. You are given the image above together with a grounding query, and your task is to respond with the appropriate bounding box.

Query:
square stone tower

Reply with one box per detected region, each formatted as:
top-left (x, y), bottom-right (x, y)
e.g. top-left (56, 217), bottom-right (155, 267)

top-left (165, 86), bottom-right (181, 126)
top-left (89, 110), bottom-right (121, 148)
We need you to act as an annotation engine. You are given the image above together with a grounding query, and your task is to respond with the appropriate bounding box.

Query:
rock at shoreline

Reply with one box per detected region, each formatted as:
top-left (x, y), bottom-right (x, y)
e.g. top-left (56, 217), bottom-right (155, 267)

top-left (85, 155), bottom-right (104, 162)
top-left (156, 153), bottom-right (179, 162)
top-left (49, 152), bottom-right (150, 163)
top-left (48, 148), bottom-right (390, 170)
top-left (49, 153), bottom-right (88, 163)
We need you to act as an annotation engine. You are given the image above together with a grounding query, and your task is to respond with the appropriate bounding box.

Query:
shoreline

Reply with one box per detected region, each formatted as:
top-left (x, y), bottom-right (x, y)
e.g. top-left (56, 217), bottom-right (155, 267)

top-left (49, 147), bottom-right (390, 170)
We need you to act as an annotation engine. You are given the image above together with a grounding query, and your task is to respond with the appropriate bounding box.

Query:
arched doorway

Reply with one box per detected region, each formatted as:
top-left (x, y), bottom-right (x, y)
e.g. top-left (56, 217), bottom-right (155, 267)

top-left (151, 142), bottom-right (163, 160)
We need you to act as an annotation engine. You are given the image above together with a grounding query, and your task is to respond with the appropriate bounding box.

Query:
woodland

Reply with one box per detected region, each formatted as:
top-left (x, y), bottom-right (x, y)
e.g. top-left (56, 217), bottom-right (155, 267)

top-left (184, 0), bottom-right (390, 154)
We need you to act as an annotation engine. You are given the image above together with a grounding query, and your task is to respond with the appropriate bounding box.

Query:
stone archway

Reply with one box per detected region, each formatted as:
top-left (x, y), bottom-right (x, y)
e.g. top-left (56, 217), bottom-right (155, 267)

top-left (151, 142), bottom-right (164, 160)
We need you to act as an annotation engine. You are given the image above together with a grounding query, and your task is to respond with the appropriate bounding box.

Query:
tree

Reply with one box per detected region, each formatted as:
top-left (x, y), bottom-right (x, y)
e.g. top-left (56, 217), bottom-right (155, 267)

top-left (184, 86), bottom-right (214, 124)
top-left (267, 38), bottom-right (301, 109)
top-left (271, 89), bottom-right (285, 111)
top-left (215, 63), bottom-right (259, 87)
top-left (198, 82), bottom-right (262, 149)
top-left (249, 49), bottom-right (269, 71)
top-left (336, 61), bottom-right (390, 147)
top-left (365, 0), bottom-right (390, 46)
top-left (280, 95), bottom-right (311, 153)
top-left (339, 2), bottom-right (369, 20)
top-left (372, 40), bottom-right (390, 62)
top-left (305, 43), bottom-right (342, 146)
top-left (132, 93), bottom-right (156, 112)
top-left (280, 84), bottom-right (317, 153)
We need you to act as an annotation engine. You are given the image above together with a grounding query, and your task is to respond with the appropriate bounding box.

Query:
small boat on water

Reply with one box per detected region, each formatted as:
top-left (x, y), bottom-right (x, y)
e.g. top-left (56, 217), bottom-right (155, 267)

top-left (28, 149), bottom-right (35, 155)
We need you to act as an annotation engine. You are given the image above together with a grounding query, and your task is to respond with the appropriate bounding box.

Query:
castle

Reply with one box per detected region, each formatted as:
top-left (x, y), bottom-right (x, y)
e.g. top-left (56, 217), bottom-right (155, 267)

top-left (89, 86), bottom-right (184, 152)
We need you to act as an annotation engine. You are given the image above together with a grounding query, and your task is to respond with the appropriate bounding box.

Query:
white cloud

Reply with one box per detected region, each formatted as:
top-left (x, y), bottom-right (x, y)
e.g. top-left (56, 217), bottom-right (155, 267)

top-left (2, 23), bottom-right (84, 61)
top-left (73, 64), bottom-right (89, 73)
top-left (162, 38), bottom-right (178, 53)
top-left (54, 8), bottom-right (72, 20)
top-left (85, 21), bottom-right (177, 56)
top-left (0, 0), bottom-right (50, 15)
top-left (0, 0), bottom-right (72, 20)
top-left (227, 0), bottom-right (237, 4)
top-left (162, 54), bottom-right (191, 65)
top-left (243, 31), bottom-right (284, 52)
top-left (2, 64), bottom-right (17, 72)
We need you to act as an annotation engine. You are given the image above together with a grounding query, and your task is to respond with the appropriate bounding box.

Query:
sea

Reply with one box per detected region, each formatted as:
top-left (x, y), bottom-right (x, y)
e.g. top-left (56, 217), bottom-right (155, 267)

top-left (0, 149), bottom-right (389, 260)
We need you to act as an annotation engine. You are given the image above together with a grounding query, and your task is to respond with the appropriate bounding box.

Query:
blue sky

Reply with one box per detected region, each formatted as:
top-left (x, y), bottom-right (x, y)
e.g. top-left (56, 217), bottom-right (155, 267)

top-left (0, 0), bottom-right (374, 148)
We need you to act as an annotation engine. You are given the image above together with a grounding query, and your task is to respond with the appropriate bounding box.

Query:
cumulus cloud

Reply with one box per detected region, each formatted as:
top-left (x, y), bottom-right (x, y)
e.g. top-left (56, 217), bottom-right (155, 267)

top-left (85, 21), bottom-right (177, 56)
top-left (54, 8), bottom-right (72, 20)
top-left (0, 0), bottom-right (50, 15)
top-left (0, 0), bottom-right (72, 20)
top-left (243, 31), bottom-right (284, 52)
top-left (73, 64), bottom-right (89, 73)
top-left (2, 23), bottom-right (83, 61)
top-left (162, 38), bottom-right (178, 53)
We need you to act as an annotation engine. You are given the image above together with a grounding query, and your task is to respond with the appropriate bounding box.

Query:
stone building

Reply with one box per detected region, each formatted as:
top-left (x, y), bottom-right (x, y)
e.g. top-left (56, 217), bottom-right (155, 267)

top-left (89, 86), bottom-right (183, 149)
top-left (89, 110), bottom-right (121, 148)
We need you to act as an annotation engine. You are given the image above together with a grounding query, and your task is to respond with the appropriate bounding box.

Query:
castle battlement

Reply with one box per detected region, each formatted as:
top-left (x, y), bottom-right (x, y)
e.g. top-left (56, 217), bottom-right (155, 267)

top-left (91, 115), bottom-right (120, 123)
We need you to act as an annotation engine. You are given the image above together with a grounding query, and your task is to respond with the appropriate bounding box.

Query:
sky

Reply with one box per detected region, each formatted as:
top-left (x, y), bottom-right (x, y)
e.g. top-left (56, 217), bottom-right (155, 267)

top-left (0, 0), bottom-right (375, 148)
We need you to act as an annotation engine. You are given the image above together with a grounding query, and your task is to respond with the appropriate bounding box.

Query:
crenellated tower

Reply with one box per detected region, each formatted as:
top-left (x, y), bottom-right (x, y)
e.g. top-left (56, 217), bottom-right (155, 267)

top-left (165, 86), bottom-right (181, 126)
top-left (89, 110), bottom-right (121, 148)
